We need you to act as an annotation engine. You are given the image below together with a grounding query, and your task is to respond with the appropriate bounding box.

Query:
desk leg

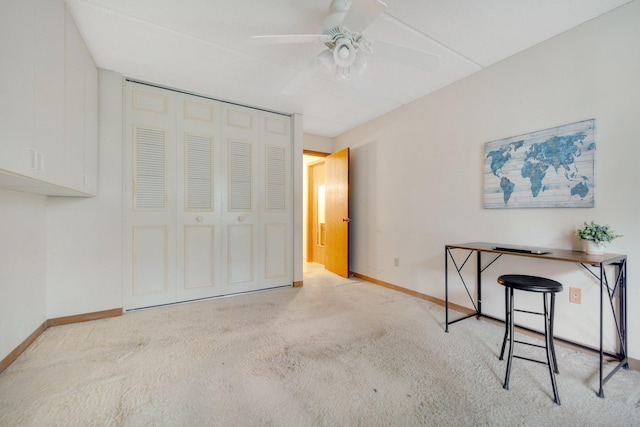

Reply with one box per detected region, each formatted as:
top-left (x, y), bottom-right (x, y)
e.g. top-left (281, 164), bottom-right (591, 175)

top-left (598, 263), bottom-right (605, 398)
top-left (445, 247), bottom-right (449, 333)
top-left (620, 260), bottom-right (628, 370)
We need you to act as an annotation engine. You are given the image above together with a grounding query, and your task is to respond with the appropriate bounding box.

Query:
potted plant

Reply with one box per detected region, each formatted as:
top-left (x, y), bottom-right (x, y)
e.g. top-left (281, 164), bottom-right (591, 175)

top-left (577, 221), bottom-right (622, 254)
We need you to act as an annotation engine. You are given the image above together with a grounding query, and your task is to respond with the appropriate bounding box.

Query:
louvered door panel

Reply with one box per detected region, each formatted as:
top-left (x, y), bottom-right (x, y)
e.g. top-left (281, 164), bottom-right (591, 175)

top-left (266, 145), bottom-right (286, 211)
top-left (229, 140), bottom-right (253, 211)
top-left (185, 133), bottom-right (213, 210)
top-left (134, 126), bottom-right (167, 210)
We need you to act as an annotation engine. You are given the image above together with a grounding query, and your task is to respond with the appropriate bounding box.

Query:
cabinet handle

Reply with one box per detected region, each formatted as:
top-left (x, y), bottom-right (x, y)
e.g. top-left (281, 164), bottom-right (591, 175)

top-left (28, 149), bottom-right (38, 171)
top-left (37, 151), bottom-right (43, 172)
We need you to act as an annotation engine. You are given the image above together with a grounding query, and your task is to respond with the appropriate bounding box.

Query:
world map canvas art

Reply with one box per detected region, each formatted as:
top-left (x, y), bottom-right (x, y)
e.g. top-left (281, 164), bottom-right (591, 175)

top-left (484, 119), bottom-right (596, 209)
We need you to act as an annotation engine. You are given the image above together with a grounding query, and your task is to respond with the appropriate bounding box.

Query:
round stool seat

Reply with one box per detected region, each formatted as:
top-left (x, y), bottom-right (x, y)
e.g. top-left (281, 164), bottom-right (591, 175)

top-left (498, 274), bottom-right (563, 293)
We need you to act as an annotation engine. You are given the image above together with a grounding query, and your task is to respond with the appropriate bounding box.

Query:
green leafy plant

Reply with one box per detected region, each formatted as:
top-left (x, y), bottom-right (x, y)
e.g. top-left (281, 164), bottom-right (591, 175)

top-left (577, 221), bottom-right (622, 245)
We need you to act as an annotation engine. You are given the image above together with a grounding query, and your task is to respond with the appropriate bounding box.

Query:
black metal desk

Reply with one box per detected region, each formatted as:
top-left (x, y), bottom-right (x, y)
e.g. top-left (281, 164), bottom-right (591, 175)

top-left (444, 242), bottom-right (628, 398)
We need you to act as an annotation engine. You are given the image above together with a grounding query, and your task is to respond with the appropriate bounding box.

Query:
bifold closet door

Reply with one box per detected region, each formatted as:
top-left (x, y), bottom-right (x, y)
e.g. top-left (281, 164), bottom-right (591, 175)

top-left (219, 106), bottom-right (293, 294)
top-left (124, 82), bottom-right (293, 310)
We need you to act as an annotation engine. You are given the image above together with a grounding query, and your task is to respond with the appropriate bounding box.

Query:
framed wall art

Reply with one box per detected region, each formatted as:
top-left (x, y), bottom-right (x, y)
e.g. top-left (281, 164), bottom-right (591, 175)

top-left (484, 119), bottom-right (596, 209)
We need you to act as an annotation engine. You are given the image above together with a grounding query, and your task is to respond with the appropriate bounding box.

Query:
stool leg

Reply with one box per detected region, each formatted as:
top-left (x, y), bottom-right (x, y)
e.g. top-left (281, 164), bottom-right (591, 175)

top-left (499, 285), bottom-right (509, 360)
top-left (543, 293), bottom-right (561, 405)
top-left (549, 292), bottom-right (559, 374)
top-left (503, 287), bottom-right (515, 390)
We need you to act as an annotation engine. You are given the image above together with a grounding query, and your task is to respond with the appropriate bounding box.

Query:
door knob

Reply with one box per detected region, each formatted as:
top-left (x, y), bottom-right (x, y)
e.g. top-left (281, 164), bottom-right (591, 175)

top-left (196, 215), bottom-right (204, 222)
top-left (342, 218), bottom-right (352, 222)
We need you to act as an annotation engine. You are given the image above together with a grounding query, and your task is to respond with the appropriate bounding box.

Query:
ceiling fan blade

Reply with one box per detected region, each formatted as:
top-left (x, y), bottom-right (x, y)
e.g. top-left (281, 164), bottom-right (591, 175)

top-left (342, 0), bottom-right (387, 33)
top-left (282, 56), bottom-right (323, 95)
top-left (352, 68), bottom-right (375, 101)
top-left (373, 40), bottom-right (440, 72)
top-left (250, 34), bottom-right (327, 45)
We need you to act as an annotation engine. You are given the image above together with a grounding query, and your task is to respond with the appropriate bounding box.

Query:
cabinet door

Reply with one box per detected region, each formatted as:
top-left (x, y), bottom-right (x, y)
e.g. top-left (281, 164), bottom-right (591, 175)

top-left (0, 0), bottom-right (35, 175)
top-left (83, 47), bottom-right (98, 195)
top-left (33, 0), bottom-right (65, 185)
top-left (62, 7), bottom-right (87, 190)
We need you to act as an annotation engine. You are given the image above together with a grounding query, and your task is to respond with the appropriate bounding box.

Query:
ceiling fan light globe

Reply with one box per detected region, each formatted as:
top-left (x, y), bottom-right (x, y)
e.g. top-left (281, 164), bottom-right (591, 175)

top-left (333, 38), bottom-right (357, 68)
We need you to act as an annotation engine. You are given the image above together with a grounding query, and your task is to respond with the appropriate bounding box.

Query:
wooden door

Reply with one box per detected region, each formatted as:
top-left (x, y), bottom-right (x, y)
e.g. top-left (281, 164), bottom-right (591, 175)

top-left (325, 148), bottom-right (350, 277)
top-left (308, 160), bottom-right (326, 264)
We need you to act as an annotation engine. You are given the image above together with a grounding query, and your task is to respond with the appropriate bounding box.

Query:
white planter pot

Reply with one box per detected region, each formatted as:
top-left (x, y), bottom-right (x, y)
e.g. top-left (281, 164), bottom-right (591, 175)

top-left (585, 240), bottom-right (604, 255)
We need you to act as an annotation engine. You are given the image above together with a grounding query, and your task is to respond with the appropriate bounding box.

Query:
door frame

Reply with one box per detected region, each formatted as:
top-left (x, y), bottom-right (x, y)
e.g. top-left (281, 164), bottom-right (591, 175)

top-left (304, 150), bottom-right (329, 266)
top-left (307, 158), bottom-right (326, 264)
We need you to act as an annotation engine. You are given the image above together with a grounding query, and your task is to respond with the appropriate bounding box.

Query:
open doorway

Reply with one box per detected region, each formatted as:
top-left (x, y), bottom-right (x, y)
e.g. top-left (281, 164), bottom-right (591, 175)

top-left (303, 148), bottom-right (350, 278)
top-left (307, 157), bottom-right (327, 265)
top-left (303, 152), bottom-right (328, 266)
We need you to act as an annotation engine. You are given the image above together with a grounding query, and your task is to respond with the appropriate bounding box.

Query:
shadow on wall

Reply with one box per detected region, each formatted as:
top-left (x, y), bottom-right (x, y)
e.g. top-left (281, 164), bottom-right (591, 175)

top-left (349, 141), bottom-right (378, 275)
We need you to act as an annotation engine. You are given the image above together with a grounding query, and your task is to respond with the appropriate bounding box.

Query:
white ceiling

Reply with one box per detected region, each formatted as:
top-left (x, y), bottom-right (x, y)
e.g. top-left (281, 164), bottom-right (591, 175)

top-left (66, 0), bottom-right (631, 137)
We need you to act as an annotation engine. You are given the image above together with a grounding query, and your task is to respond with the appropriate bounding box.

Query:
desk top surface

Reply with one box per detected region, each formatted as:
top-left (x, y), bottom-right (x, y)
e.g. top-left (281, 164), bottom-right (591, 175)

top-left (446, 242), bottom-right (626, 265)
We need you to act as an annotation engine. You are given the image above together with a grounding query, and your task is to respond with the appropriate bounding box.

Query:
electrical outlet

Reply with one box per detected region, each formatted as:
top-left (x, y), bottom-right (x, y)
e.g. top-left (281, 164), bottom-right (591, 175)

top-left (394, 257), bottom-right (399, 267)
top-left (569, 287), bottom-right (582, 304)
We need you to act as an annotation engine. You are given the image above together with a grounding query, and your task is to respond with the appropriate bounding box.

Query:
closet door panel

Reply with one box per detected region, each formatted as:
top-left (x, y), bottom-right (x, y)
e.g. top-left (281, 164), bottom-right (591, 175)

top-left (183, 225), bottom-right (215, 289)
top-left (228, 224), bottom-right (254, 284)
top-left (260, 112), bottom-right (293, 289)
top-left (265, 223), bottom-right (287, 279)
top-left (220, 104), bottom-right (260, 294)
top-left (124, 83), bottom-right (177, 310)
top-left (132, 226), bottom-right (170, 296)
top-left (176, 94), bottom-right (221, 301)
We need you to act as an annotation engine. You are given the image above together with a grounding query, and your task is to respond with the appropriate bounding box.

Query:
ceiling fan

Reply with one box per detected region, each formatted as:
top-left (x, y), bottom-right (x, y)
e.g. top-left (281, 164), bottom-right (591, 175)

top-left (252, 0), bottom-right (440, 95)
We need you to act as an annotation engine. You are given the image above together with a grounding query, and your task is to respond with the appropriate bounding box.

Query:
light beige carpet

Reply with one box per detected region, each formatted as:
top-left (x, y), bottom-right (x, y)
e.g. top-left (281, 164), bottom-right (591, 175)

top-left (1, 263), bottom-right (639, 426)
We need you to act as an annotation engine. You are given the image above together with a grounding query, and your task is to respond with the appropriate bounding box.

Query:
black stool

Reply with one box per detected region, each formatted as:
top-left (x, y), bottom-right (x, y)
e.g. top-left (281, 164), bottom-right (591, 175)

top-left (497, 274), bottom-right (563, 405)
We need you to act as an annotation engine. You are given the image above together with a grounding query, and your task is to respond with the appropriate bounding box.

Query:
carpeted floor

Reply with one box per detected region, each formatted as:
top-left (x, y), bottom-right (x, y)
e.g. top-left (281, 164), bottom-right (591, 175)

top-left (1, 263), bottom-right (639, 426)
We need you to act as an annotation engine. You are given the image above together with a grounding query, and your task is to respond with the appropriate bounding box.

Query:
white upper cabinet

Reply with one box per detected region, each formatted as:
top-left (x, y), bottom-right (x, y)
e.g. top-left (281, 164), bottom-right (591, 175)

top-left (0, 0), bottom-right (98, 197)
top-left (0, 0), bottom-right (35, 175)
top-left (34, 0), bottom-right (66, 187)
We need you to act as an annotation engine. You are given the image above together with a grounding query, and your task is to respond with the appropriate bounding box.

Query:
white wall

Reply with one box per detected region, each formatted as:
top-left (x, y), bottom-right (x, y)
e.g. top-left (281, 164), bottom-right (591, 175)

top-left (46, 70), bottom-right (124, 317)
top-left (335, 1), bottom-right (640, 358)
top-left (304, 133), bottom-right (334, 154)
top-left (0, 189), bottom-right (47, 360)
